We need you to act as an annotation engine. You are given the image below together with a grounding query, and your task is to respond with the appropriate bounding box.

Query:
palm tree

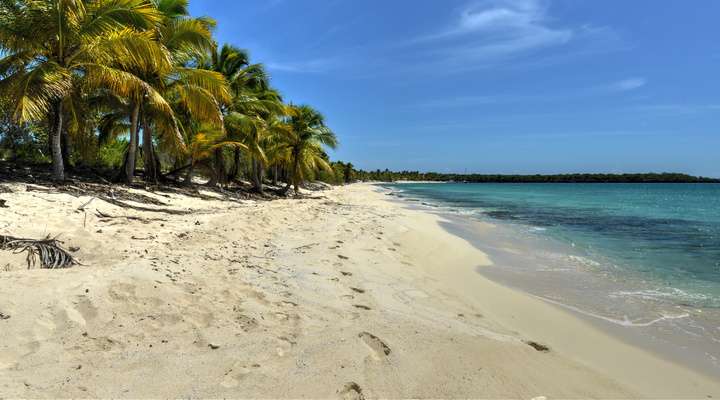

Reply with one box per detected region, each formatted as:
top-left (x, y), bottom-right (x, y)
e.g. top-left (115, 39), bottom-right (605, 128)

top-left (119, 0), bottom-right (228, 184)
top-left (199, 44), bottom-right (282, 189)
top-left (181, 122), bottom-right (246, 185)
top-left (0, 0), bottom-right (168, 181)
top-left (278, 105), bottom-right (338, 195)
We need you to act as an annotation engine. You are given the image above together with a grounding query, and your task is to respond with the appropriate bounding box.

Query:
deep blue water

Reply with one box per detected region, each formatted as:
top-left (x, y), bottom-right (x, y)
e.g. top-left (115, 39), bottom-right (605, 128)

top-left (385, 183), bottom-right (720, 308)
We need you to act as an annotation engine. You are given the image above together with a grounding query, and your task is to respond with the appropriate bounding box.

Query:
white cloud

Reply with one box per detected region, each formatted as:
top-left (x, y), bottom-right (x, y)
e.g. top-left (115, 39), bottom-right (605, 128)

top-left (609, 78), bottom-right (647, 92)
top-left (263, 0), bottom-right (621, 77)
top-left (418, 0), bottom-right (573, 61)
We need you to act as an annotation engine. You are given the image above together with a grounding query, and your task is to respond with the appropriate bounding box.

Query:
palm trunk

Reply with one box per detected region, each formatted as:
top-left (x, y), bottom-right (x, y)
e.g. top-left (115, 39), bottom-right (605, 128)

top-left (50, 101), bottom-right (64, 182)
top-left (257, 160), bottom-right (264, 194)
top-left (61, 127), bottom-right (71, 171)
top-left (250, 158), bottom-right (261, 193)
top-left (272, 165), bottom-right (278, 186)
top-left (207, 149), bottom-right (226, 187)
top-left (279, 153), bottom-right (300, 196)
top-left (124, 102), bottom-right (140, 184)
top-left (142, 114), bottom-right (158, 184)
top-left (292, 155), bottom-right (300, 194)
top-left (227, 148), bottom-right (241, 182)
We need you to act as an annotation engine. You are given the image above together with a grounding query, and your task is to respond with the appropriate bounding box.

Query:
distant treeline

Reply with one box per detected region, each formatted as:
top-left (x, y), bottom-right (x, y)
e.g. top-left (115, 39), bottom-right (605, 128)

top-left (352, 170), bottom-right (720, 183)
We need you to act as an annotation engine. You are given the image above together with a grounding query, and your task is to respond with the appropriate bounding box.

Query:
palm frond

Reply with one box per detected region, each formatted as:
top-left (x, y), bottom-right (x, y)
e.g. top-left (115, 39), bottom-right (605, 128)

top-left (0, 234), bottom-right (79, 269)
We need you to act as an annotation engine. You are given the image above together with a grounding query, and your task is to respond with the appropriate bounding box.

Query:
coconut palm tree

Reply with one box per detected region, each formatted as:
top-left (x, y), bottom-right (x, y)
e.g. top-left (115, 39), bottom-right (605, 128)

top-left (0, 0), bottom-right (169, 181)
top-left (181, 122), bottom-right (246, 185)
top-left (226, 86), bottom-right (287, 193)
top-left (278, 105), bottom-right (338, 195)
top-left (198, 44), bottom-right (282, 189)
top-left (118, 0), bottom-right (228, 184)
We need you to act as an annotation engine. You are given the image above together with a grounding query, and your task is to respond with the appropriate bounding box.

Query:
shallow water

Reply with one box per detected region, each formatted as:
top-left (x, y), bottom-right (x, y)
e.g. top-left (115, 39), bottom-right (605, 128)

top-left (383, 182), bottom-right (720, 375)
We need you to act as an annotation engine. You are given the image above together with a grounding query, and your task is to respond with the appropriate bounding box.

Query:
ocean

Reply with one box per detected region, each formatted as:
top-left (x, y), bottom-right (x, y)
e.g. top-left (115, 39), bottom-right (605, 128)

top-left (383, 182), bottom-right (720, 375)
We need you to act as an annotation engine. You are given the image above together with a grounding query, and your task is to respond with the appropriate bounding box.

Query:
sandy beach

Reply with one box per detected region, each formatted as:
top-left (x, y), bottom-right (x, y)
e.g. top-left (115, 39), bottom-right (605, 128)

top-left (0, 182), bottom-right (718, 398)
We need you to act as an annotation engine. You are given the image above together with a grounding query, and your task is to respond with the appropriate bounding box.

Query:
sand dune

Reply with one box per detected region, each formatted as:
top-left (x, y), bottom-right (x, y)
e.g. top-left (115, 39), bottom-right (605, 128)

top-left (0, 182), bottom-right (717, 398)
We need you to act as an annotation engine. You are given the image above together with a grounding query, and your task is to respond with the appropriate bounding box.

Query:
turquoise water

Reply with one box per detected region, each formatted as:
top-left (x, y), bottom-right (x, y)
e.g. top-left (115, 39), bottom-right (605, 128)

top-left (385, 183), bottom-right (720, 308)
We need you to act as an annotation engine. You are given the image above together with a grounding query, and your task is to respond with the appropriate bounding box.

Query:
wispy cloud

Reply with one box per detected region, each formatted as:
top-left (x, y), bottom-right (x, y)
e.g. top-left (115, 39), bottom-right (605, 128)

top-left (413, 0), bottom-right (574, 63)
top-left (266, 57), bottom-right (341, 74)
top-left (436, 0), bottom-right (570, 42)
top-left (410, 77), bottom-right (648, 109)
top-left (262, 0), bottom-right (621, 77)
top-left (608, 77), bottom-right (647, 92)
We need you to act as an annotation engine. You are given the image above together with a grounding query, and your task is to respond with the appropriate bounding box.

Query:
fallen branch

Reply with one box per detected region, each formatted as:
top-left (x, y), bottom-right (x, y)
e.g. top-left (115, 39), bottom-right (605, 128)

top-left (95, 210), bottom-right (168, 223)
top-left (0, 235), bottom-right (79, 269)
top-left (77, 197), bottom-right (96, 211)
top-left (162, 163), bottom-right (192, 177)
top-left (98, 196), bottom-right (191, 215)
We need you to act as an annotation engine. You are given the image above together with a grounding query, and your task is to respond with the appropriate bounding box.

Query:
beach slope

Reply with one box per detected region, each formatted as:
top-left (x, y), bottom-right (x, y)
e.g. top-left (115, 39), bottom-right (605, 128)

top-left (0, 182), bottom-right (717, 398)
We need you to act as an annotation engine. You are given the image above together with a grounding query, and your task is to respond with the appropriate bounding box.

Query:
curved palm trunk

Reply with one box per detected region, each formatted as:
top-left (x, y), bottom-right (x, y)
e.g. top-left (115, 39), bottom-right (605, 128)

top-left (251, 158), bottom-right (264, 194)
top-left (124, 102), bottom-right (140, 184)
top-left (142, 114), bottom-right (159, 184)
top-left (50, 101), bottom-right (65, 182)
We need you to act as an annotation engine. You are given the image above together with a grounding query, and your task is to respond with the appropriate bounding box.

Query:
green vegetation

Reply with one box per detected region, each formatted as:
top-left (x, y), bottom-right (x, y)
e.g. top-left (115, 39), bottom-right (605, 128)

top-left (352, 170), bottom-right (720, 183)
top-left (0, 0), bottom-right (342, 194)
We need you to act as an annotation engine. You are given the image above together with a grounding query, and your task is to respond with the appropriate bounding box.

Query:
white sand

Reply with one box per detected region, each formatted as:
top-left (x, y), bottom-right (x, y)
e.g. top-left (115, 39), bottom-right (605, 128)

top-left (0, 182), bottom-right (717, 398)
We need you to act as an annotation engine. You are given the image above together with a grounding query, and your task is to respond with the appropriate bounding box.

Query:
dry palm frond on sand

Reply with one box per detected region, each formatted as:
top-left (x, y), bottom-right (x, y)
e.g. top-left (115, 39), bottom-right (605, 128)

top-left (0, 235), bottom-right (79, 269)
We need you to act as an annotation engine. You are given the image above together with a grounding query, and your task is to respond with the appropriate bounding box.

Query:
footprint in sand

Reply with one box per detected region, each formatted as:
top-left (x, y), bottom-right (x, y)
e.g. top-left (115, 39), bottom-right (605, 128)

top-left (337, 381), bottom-right (365, 400)
top-left (359, 331), bottom-right (391, 360)
top-left (220, 363), bottom-right (261, 388)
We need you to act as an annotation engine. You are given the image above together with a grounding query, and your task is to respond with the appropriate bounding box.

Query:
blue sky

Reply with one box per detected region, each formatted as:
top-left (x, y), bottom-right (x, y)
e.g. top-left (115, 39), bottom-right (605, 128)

top-left (190, 0), bottom-right (720, 177)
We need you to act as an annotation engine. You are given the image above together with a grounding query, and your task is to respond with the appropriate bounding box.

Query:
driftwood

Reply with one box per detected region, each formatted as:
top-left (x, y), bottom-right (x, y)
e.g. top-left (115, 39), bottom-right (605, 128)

top-left (0, 235), bottom-right (79, 269)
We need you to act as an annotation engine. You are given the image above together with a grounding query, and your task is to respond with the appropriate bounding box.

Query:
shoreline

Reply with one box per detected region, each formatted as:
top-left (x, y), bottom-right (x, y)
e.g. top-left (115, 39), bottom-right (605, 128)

top-left (0, 182), bottom-right (717, 397)
top-left (380, 182), bottom-right (720, 378)
top-left (446, 213), bottom-right (720, 378)
top-left (372, 183), bottom-right (720, 394)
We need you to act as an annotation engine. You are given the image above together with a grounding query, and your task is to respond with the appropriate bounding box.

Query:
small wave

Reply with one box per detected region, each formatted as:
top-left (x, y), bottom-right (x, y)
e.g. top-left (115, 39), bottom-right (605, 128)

top-left (534, 294), bottom-right (691, 327)
top-left (609, 288), bottom-right (714, 306)
top-left (567, 255), bottom-right (602, 268)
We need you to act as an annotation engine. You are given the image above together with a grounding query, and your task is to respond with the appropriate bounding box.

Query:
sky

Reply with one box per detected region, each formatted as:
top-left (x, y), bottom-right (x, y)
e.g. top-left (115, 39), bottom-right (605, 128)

top-left (189, 0), bottom-right (720, 177)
